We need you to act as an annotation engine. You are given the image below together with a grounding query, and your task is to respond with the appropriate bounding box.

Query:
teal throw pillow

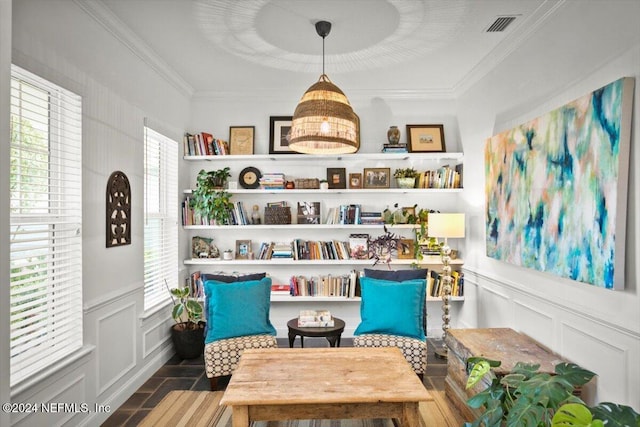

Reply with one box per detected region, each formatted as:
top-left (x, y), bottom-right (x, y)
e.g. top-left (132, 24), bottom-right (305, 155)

top-left (354, 277), bottom-right (426, 340)
top-left (204, 277), bottom-right (276, 343)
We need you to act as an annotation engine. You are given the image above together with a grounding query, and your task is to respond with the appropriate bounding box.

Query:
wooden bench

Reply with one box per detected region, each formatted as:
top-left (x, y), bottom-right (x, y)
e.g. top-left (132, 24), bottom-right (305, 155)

top-left (444, 328), bottom-right (571, 420)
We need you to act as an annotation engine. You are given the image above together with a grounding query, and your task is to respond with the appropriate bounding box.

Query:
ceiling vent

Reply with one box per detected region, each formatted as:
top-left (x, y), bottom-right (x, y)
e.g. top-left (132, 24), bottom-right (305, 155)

top-left (485, 16), bottom-right (517, 32)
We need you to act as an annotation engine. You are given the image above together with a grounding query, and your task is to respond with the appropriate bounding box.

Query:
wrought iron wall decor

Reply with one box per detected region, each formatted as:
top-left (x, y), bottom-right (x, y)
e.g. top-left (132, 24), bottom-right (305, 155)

top-left (106, 171), bottom-right (131, 247)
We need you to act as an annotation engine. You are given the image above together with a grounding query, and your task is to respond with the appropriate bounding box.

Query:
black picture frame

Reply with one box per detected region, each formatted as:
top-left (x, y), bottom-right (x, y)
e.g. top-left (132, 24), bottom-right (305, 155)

top-left (406, 124), bottom-right (446, 153)
top-left (269, 116), bottom-right (294, 154)
top-left (326, 167), bottom-right (346, 189)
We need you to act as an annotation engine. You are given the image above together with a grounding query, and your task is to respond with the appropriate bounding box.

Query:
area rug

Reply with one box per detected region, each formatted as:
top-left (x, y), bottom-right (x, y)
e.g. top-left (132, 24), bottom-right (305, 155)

top-left (139, 390), bottom-right (397, 427)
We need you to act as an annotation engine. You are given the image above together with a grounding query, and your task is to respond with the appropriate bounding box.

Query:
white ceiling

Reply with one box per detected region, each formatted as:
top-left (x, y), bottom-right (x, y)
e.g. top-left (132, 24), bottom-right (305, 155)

top-left (92, 0), bottom-right (560, 97)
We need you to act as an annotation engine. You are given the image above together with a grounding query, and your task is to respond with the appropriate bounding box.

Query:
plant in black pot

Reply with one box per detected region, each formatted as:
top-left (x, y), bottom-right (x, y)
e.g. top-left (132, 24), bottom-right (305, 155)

top-left (168, 285), bottom-right (205, 359)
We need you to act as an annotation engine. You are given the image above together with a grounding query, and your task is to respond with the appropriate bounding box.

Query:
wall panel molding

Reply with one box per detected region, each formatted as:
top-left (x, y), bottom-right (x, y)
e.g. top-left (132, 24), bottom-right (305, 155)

top-left (96, 302), bottom-right (136, 396)
top-left (465, 266), bottom-right (640, 339)
top-left (143, 317), bottom-right (173, 359)
top-left (84, 283), bottom-right (139, 314)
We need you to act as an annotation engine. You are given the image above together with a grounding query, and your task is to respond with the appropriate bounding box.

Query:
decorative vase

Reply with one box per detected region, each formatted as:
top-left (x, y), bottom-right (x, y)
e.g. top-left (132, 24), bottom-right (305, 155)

top-left (320, 182), bottom-right (329, 190)
top-left (396, 177), bottom-right (416, 189)
top-left (387, 126), bottom-right (401, 145)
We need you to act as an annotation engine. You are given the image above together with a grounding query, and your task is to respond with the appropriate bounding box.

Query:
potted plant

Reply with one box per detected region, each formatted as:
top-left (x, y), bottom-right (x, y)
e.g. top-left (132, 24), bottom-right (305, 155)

top-left (190, 168), bottom-right (234, 224)
top-left (464, 356), bottom-right (639, 427)
top-left (393, 167), bottom-right (419, 188)
top-left (168, 284), bottom-right (205, 359)
top-left (319, 179), bottom-right (329, 190)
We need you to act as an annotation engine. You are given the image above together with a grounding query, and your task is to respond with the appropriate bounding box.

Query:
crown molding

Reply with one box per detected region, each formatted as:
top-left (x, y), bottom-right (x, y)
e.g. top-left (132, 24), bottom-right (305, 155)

top-left (453, 0), bottom-right (567, 97)
top-left (192, 87), bottom-right (456, 102)
top-left (73, 0), bottom-right (194, 97)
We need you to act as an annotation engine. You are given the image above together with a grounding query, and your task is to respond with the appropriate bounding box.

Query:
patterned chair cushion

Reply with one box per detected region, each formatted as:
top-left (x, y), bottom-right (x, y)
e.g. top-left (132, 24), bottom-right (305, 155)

top-left (353, 333), bottom-right (427, 374)
top-left (204, 334), bottom-right (278, 378)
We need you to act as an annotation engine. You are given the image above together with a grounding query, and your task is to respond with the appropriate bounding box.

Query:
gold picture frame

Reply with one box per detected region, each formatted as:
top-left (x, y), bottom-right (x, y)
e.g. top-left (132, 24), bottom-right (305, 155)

top-left (235, 239), bottom-right (252, 259)
top-left (349, 173), bottom-right (362, 189)
top-left (406, 124), bottom-right (446, 153)
top-left (397, 238), bottom-right (415, 259)
top-left (363, 168), bottom-right (390, 189)
top-left (229, 126), bottom-right (255, 155)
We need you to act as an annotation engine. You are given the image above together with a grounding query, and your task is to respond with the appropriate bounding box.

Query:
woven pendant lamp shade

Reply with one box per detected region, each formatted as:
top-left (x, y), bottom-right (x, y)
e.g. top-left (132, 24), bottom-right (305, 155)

top-left (290, 74), bottom-right (359, 154)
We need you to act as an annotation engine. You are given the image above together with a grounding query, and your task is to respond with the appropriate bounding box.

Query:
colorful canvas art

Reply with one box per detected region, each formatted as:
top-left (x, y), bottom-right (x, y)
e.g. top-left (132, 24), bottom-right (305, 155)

top-left (485, 77), bottom-right (634, 290)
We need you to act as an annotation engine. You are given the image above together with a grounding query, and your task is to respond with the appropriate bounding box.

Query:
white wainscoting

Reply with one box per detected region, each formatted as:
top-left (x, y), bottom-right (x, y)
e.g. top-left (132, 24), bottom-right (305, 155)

top-left (462, 267), bottom-right (640, 409)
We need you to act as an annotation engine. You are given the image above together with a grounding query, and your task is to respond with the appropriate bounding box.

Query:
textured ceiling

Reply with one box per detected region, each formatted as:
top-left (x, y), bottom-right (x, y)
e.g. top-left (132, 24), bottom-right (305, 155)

top-left (96, 0), bottom-right (556, 96)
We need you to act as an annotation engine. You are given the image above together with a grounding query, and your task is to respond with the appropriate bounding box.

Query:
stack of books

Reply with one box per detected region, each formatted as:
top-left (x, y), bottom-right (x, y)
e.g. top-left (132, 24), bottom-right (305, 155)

top-left (359, 211), bottom-right (384, 225)
top-left (260, 173), bottom-right (285, 189)
top-left (381, 143), bottom-right (408, 153)
top-left (298, 309), bottom-right (334, 327)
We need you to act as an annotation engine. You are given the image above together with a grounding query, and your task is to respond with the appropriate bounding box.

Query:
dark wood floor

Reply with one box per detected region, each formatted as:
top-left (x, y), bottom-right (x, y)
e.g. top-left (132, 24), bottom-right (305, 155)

top-left (102, 337), bottom-right (456, 426)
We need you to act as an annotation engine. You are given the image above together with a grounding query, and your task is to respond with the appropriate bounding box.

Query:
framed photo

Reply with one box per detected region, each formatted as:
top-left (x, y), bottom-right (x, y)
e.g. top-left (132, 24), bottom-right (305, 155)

top-left (235, 239), bottom-right (252, 259)
top-left (269, 116), bottom-right (294, 154)
top-left (406, 124), bottom-right (446, 153)
top-left (229, 126), bottom-right (255, 155)
top-left (326, 167), bottom-right (346, 189)
top-left (348, 173), bottom-right (362, 189)
top-left (363, 167), bottom-right (391, 189)
top-left (397, 239), bottom-right (415, 259)
top-left (402, 206), bottom-right (416, 221)
top-left (297, 201), bottom-right (321, 224)
top-left (349, 233), bottom-right (369, 260)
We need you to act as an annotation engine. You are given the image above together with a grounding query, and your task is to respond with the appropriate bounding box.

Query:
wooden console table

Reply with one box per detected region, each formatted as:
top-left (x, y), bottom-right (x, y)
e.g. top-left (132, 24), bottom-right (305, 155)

top-left (444, 328), bottom-right (571, 420)
top-left (220, 347), bottom-right (432, 427)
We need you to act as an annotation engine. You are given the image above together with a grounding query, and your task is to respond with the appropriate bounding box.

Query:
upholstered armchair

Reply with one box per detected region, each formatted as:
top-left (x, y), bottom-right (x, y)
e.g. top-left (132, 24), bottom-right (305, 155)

top-left (353, 269), bottom-right (428, 378)
top-left (201, 274), bottom-right (278, 390)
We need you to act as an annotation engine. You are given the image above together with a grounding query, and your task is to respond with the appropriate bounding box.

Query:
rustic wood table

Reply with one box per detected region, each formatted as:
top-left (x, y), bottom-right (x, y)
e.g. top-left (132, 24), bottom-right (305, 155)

top-left (220, 347), bottom-right (432, 427)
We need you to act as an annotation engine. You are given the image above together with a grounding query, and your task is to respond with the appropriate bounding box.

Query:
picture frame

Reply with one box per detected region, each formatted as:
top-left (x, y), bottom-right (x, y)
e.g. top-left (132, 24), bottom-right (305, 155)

top-left (269, 116), bottom-right (294, 154)
top-left (348, 173), bottom-right (362, 189)
top-left (397, 238), bottom-right (415, 259)
top-left (326, 167), bottom-right (346, 189)
top-left (402, 206), bottom-right (416, 221)
top-left (363, 167), bottom-right (391, 189)
top-left (229, 126), bottom-right (255, 155)
top-left (406, 124), bottom-right (446, 153)
top-left (235, 239), bottom-right (252, 259)
top-left (297, 201), bottom-right (321, 224)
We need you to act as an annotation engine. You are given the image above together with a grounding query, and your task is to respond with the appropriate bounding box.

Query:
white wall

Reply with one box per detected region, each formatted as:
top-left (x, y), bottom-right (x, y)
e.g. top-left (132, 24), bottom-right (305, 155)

top-left (456, 1), bottom-right (640, 410)
top-left (8, 1), bottom-right (191, 425)
top-left (1, 1), bottom-right (13, 426)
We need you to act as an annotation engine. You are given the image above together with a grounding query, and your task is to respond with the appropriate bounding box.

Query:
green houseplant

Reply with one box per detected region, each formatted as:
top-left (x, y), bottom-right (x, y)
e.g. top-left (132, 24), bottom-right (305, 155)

top-left (168, 284), bottom-right (205, 359)
top-left (464, 357), bottom-right (639, 427)
top-left (190, 168), bottom-right (234, 224)
top-left (393, 167), bottom-right (419, 189)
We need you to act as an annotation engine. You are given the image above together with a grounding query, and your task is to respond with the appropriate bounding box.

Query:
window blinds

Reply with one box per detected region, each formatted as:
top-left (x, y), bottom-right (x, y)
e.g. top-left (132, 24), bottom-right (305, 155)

top-left (9, 65), bottom-right (83, 386)
top-left (143, 126), bottom-right (179, 310)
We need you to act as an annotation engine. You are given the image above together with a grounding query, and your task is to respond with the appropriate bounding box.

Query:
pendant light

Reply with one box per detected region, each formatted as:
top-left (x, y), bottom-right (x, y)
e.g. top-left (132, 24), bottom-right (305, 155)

top-left (289, 21), bottom-right (359, 154)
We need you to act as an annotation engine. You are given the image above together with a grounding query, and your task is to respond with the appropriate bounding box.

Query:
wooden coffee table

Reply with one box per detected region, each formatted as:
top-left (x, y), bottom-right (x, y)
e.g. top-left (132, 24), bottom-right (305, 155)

top-left (220, 347), bottom-right (432, 427)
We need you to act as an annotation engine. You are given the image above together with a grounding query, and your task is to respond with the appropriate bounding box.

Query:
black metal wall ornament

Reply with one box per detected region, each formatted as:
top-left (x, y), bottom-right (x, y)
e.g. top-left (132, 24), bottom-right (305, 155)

top-left (106, 171), bottom-right (131, 247)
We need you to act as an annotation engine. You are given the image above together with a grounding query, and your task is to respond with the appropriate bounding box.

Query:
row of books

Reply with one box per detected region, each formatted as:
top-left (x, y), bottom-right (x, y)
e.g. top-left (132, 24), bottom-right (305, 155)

top-left (289, 271), bottom-right (359, 298)
top-left (416, 164), bottom-right (463, 189)
top-left (182, 198), bottom-right (250, 225)
top-left (183, 132), bottom-right (229, 156)
top-left (324, 205), bottom-right (383, 225)
top-left (428, 270), bottom-right (464, 297)
top-left (256, 239), bottom-right (353, 260)
top-left (185, 271), bottom-right (204, 299)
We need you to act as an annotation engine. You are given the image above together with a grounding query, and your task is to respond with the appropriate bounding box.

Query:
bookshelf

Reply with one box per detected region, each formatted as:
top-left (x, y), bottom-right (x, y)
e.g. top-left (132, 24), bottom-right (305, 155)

top-left (181, 152), bottom-right (465, 337)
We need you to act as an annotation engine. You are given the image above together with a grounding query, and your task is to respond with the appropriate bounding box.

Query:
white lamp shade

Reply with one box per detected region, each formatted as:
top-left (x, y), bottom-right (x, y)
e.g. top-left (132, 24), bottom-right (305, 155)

top-left (428, 213), bottom-right (465, 238)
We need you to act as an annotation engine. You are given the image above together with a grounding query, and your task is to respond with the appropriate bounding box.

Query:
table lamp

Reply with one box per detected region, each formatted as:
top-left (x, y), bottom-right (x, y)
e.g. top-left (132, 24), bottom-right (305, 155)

top-left (427, 213), bottom-right (465, 359)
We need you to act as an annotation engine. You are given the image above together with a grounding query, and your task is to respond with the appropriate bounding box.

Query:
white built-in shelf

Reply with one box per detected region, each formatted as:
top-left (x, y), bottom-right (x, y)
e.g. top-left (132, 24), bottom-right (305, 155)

top-left (183, 224), bottom-right (418, 230)
top-left (270, 295), bottom-right (361, 302)
top-left (269, 295), bottom-right (463, 302)
top-left (184, 257), bottom-right (463, 266)
top-left (183, 188), bottom-right (462, 195)
top-left (183, 153), bottom-right (463, 162)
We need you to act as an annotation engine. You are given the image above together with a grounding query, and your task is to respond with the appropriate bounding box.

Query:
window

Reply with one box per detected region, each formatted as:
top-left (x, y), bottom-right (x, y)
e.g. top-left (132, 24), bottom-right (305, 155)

top-left (9, 65), bottom-right (82, 386)
top-left (144, 126), bottom-right (178, 310)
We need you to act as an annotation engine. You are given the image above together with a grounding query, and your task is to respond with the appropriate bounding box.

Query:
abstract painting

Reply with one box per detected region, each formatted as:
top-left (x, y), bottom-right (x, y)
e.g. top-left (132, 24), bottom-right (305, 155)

top-left (485, 77), bottom-right (634, 290)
